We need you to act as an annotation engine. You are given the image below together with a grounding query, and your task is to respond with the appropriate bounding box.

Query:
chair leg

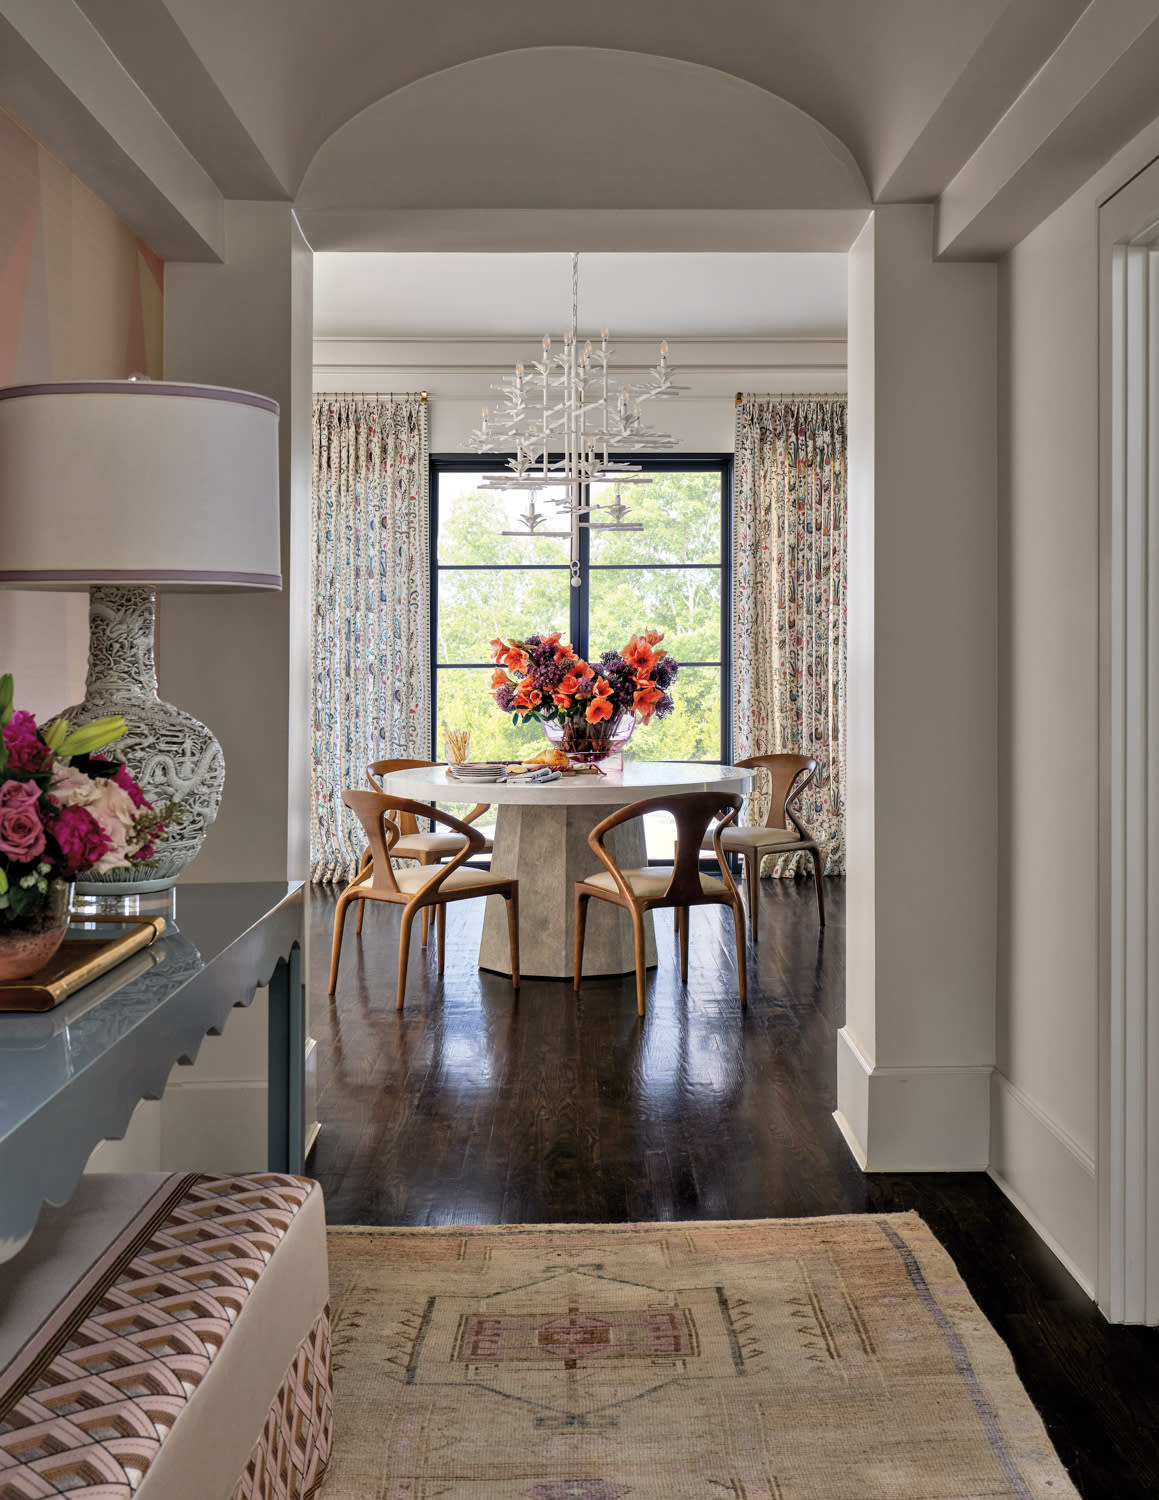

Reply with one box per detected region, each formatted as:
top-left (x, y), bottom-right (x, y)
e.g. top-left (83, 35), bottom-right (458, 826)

top-left (328, 891), bottom-right (354, 995)
top-left (811, 848), bottom-right (826, 926)
top-left (673, 907), bottom-right (679, 932)
top-left (506, 887), bottom-right (520, 990)
top-left (677, 906), bottom-right (689, 984)
top-left (574, 891), bottom-right (590, 990)
top-left (631, 907), bottom-right (647, 1017)
top-left (436, 902), bottom-right (446, 975)
top-left (396, 907), bottom-right (415, 1010)
top-left (421, 906), bottom-right (430, 947)
top-left (745, 851), bottom-right (761, 944)
top-left (356, 852), bottom-right (372, 935)
top-left (732, 900), bottom-right (748, 1007)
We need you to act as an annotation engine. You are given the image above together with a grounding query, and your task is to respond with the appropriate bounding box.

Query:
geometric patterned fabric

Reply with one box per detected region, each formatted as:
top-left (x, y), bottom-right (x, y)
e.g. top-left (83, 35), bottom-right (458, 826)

top-left (231, 1308), bottom-right (332, 1500)
top-left (0, 1174), bottom-right (331, 1500)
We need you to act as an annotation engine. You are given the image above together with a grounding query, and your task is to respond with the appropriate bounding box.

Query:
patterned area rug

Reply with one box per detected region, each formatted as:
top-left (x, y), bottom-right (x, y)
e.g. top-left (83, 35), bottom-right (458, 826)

top-left (323, 1214), bottom-right (1078, 1499)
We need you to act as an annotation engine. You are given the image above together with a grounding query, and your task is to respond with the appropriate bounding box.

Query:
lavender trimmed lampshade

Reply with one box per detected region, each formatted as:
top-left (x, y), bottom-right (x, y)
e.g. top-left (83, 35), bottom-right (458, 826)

top-left (0, 380), bottom-right (282, 894)
top-left (0, 381), bottom-right (281, 591)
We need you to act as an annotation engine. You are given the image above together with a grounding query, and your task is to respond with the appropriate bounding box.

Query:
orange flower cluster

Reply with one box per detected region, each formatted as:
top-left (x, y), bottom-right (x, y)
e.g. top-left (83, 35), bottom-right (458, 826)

top-left (621, 628), bottom-right (669, 725)
top-left (489, 629), bottom-right (676, 729)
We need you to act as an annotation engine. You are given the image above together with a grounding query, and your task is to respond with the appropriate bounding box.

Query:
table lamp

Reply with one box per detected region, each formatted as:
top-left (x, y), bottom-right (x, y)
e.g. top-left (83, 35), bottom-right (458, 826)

top-left (0, 380), bottom-right (281, 894)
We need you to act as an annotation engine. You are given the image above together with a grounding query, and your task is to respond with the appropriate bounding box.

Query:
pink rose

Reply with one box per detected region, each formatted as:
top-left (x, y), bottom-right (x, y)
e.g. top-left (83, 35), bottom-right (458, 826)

top-left (2, 711), bottom-right (51, 773)
top-left (0, 779), bottom-right (47, 863)
top-left (48, 803), bottom-right (110, 875)
top-left (86, 777), bottom-right (139, 871)
top-left (48, 760), bottom-right (100, 807)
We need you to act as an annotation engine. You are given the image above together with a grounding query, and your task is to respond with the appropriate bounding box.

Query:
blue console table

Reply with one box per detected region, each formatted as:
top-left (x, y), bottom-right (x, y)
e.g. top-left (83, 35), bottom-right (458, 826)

top-left (0, 881), bottom-right (305, 1262)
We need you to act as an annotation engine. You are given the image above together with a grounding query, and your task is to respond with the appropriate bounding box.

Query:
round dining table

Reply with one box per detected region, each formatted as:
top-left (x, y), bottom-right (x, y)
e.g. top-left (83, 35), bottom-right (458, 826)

top-left (376, 760), bottom-right (753, 980)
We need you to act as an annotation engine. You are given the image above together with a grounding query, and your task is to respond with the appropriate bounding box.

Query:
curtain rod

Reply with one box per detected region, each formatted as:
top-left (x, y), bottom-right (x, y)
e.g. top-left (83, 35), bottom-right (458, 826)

top-left (735, 391), bottom-right (846, 405)
top-left (316, 391), bottom-right (428, 402)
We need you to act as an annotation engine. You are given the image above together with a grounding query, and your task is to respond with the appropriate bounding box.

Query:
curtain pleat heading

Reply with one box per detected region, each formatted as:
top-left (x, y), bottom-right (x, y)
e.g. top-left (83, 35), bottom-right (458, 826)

top-left (734, 396), bottom-right (848, 876)
top-left (310, 394), bottom-right (430, 884)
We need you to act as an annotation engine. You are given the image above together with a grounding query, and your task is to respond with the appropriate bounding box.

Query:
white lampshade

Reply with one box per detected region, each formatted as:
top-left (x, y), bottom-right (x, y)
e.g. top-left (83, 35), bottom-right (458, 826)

top-left (0, 381), bottom-right (280, 589)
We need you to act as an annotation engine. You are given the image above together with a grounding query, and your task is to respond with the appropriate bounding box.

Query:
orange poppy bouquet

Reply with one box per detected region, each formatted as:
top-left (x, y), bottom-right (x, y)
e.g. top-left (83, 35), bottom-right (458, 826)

top-left (489, 630), bottom-right (678, 732)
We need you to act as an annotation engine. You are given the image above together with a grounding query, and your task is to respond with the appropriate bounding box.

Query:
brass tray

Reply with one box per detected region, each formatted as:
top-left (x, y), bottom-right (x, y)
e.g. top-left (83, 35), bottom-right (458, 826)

top-left (0, 914), bottom-right (167, 1013)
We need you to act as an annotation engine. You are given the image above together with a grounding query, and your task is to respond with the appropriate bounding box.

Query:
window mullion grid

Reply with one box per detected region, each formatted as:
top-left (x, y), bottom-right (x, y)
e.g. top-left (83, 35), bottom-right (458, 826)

top-left (432, 458), bottom-right (730, 763)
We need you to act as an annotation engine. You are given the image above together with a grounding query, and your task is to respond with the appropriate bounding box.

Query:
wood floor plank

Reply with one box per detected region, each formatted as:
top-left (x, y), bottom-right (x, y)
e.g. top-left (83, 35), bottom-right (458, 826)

top-left (306, 876), bottom-right (1159, 1500)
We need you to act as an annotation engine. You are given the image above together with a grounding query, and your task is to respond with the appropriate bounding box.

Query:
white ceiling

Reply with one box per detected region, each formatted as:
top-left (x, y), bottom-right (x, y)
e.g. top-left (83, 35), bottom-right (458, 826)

top-left (313, 253), bottom-right (848, 340)
top-left (72, 0), bottom-right (1025, 199)
top-left (6, 2), bottom-right (1159, 264)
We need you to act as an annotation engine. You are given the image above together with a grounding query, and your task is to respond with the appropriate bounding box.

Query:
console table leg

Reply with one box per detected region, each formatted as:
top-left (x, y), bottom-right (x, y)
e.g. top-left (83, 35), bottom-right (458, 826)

top-left (267, 944), bottom-right (305, 1173)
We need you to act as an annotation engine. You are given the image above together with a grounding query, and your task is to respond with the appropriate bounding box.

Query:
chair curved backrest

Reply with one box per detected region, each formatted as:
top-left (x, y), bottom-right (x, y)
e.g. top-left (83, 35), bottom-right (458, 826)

top-left (366, 759), bottom-right (437, 837)
top-left (368, 757), bottom-right (490, 834)
top-left (587, 790), bottom-right (744, 907)
top-left (736, 754), bottom-right (818, 837)
top-left (343, 790), bottom-right (484, 900)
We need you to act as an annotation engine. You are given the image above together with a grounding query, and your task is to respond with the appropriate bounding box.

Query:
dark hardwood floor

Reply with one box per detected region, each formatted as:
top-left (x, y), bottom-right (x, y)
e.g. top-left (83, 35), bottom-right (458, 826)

top-left (306, 876), bottom-right (1159, 1500)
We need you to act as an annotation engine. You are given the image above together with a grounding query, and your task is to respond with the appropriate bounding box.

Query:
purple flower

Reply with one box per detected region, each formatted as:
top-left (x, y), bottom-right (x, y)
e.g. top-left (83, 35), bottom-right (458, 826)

top-left (46, 803), bottom-right (110, 876)
top-left (654, 657), bottom-right (679, 690)
top-left (0, 779), bottom-right (46, 862)
top-left (2, 711), bottom-right (51, 773)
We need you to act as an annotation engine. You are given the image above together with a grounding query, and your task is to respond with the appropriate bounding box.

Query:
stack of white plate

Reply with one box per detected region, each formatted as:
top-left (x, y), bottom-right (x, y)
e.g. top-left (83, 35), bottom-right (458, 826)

top-left (447, 762), bottom-right (507, 783)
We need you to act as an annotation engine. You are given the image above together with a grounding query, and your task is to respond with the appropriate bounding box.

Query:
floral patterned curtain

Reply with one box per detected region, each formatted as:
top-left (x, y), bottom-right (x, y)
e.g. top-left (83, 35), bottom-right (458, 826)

top-left (310, 395), bottom-right (429, 883)
top-left (734, 396), bottom-right (847, 875)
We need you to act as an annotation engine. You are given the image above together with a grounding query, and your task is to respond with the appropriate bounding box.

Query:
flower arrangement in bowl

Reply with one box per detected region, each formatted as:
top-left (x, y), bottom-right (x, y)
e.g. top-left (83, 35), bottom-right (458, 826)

top-left (489, 630), bottom-right (678, 764)
top-left (0, 674), bottom-right (173, 981)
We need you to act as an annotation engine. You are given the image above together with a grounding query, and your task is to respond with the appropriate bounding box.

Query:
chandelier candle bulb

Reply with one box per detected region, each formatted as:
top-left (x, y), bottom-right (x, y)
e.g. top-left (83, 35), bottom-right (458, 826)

top-left (471, 251), bottom-right (683, 573)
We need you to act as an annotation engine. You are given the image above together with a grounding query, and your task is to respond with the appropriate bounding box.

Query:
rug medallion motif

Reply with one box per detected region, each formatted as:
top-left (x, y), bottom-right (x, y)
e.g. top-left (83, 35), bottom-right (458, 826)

top-left (323, 1213), bottom-right (1079, 1499)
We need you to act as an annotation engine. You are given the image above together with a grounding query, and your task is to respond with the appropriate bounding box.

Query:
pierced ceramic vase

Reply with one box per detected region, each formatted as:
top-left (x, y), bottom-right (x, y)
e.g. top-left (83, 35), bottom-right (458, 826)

top-left (59, 586), bottom-right (225, 895)
top-left (0, 879), bottom-right (73, 982)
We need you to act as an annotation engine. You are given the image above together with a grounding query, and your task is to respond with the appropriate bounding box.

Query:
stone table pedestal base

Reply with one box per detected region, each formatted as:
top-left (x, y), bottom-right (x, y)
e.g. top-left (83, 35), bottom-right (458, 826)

top-left (478, 803), bottom-right (657, 979)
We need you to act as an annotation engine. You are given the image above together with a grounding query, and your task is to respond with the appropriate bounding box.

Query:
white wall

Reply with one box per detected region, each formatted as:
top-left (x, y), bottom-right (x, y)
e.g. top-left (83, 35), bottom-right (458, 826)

top-left (993, 117), bottom-right (1159, 1292)
top-left (163, 202), bottom-right (313, 882)
top-left (839, 204), bottom-right (998, 1172)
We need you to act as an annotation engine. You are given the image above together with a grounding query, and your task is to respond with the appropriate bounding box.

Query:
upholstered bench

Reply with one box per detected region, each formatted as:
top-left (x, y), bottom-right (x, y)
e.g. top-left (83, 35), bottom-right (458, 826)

top-left (0, 1172), bottom-right (332, 1499)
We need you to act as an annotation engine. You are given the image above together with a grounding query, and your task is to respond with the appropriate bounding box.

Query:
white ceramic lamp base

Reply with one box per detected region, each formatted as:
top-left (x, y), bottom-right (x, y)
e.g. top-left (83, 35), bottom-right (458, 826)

top-left (61, 586), bottom-right (224, 895)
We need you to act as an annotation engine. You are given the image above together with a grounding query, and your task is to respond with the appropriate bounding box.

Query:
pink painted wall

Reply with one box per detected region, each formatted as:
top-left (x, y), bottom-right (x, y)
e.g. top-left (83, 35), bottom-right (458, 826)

top-left (0, 110), bottom-right (164, 718)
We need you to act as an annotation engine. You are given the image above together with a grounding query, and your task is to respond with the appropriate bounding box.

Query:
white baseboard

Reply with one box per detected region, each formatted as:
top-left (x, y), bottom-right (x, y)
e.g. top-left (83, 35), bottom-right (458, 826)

top-left (835, 1027), bottom-right (991, 1170)
top-left (988, 1071), bottom-right (1096, 1296)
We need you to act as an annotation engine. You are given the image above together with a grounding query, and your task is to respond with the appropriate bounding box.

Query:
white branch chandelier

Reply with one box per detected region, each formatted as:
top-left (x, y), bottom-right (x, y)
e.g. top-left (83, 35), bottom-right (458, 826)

top-left (471, 253), bottom-right (682, 586)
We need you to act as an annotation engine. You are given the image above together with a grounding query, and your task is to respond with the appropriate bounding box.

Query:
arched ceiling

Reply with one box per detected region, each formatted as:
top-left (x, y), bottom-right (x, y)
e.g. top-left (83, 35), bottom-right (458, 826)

top-left (295, 47), bottom-right (867, 251)
top-left (86, 0), bottom-right (1013, 198)
top-left (4, 0), bottom-right (1159, 261)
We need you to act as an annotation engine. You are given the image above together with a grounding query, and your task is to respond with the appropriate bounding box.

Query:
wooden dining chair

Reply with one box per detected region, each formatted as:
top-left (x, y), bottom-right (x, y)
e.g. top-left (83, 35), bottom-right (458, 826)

top-left (330, 790), bottom-right (519, 1008)
top-left (574, 790), bottom-right (747, 1016)
top-left (356, 758), bottom-right (494, 943)
top-left (701, 754), bottom-right (825, 940)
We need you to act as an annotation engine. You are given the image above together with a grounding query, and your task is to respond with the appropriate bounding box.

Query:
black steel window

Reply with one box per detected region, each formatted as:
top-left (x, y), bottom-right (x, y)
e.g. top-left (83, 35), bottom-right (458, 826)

top-left (430, 456), bottom-right (731, 766)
